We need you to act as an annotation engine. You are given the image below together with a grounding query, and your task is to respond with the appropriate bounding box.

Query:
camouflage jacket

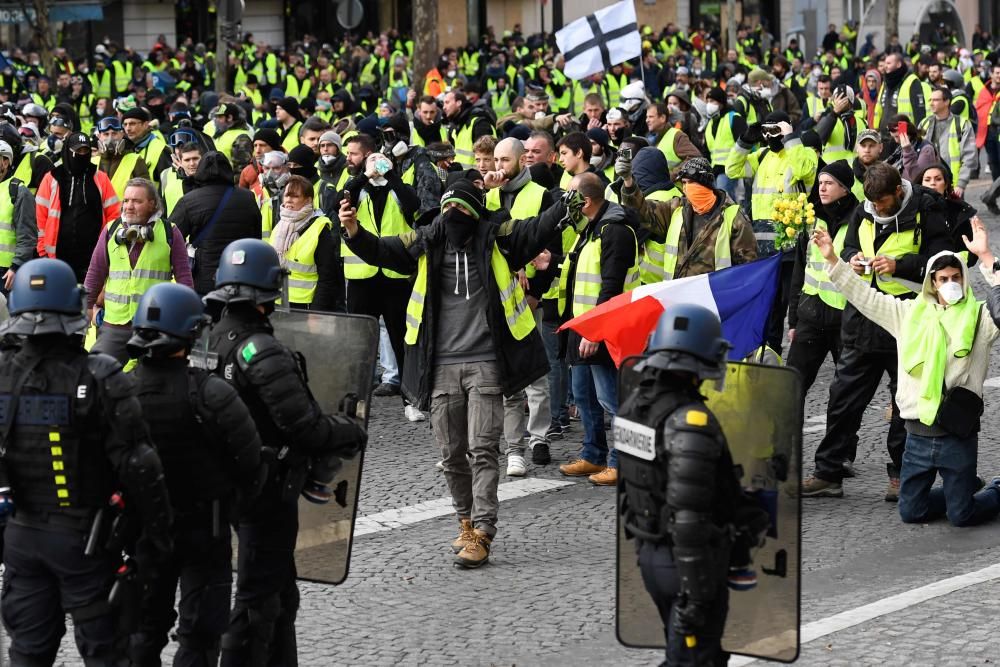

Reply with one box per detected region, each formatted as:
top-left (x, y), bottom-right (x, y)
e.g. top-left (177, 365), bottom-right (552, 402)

top-left (620, 183), bottom-right (758, 279)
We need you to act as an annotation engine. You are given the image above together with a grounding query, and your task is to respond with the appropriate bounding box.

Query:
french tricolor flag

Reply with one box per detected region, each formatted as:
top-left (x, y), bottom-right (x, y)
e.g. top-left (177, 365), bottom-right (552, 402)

top-left (560, 254), bottom-right (782, 366)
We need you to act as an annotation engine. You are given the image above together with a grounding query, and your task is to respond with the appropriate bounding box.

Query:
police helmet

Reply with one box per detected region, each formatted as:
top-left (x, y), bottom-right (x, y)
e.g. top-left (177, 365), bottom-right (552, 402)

top-left (1, 258), bottom-right (88, 336)
top-left (127, 283), bottom-right (207, 358)
top-left (641, 304), bottom-right (730, 381)
top-left (203, 238), bottom-right (286, 311)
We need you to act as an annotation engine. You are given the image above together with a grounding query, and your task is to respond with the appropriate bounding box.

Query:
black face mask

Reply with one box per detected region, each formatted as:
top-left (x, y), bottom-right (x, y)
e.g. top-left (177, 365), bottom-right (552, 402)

top-left (767, 137), bottom-right (784, 152)
top-left (290, 165), bottom-right (316, 181)
top-left (67, 151), bottom-right (91, 175)
top-left (442, 207), bottom-right (476, 248)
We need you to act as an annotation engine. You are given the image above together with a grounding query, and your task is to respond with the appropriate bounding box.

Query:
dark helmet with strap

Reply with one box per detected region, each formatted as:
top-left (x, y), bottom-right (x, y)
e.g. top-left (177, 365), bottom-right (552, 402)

top-left (128, 282), bottom-right (207, 358)
top-left (203, 238), bottom-right (286, 312)
top-left (640, 304), bottom-right (730, 381)
top-left (1, 258), bottom-right (88, 336)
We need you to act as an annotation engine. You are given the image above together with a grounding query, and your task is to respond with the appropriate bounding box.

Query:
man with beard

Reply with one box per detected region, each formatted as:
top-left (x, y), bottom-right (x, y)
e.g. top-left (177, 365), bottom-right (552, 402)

top-left (802, 162), bottom-right (951, 500)
top-left (35, 132), bottom-right (121, 281)
top-left (412, 95), bottom-right (447, 147)
top-left (318, 130), bottom-right (349, 216)
top-left (645, 103), bottom-right (702, 172)
top-left (443, 89), bottom-right (495, 168)
top-left (851, 129), bottom-right (883, 200)
top-left (341, 133), bottom-right (424, 422)
top-left (122, 107), bottom-right (171, 187)
top-left (484, 137), bottom-right (558, 473)
top-left (340, 176), bottom-right (569, 566)
top-left (874, 52), bottom-right (927, 130)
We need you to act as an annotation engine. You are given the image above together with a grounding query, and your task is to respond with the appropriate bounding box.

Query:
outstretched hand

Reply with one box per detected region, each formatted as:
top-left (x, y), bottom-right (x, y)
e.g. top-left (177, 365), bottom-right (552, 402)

top-left (962, 215), bottom-right (991, 260)
top-left (811, 229), bottom-right (838, 265)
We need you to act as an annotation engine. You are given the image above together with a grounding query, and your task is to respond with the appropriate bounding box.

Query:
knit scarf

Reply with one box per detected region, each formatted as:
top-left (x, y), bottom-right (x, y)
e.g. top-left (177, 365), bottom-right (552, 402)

top-left (270, 204), bottom-right (316, 265)
top-left (900, 290), bottom-right (980, 425)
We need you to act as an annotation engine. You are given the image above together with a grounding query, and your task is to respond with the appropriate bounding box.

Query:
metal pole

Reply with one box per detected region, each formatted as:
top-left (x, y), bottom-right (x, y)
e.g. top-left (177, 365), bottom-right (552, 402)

top-left (727, 0), bottom-right (736, 50)
top-left (215, 5), bottom-right (227, 94)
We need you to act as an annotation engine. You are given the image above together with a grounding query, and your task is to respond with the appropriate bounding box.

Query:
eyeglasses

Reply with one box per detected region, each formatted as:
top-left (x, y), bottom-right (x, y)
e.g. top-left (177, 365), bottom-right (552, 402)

top-left (97, 117), bottom-right (122, 132)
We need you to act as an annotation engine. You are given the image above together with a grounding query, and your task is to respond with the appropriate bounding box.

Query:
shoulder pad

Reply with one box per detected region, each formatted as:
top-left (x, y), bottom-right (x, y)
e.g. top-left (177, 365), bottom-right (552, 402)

top-left (87, 352), bottom-right (125, 381)
top-left (88, 353), bottom-right (135, 399)
top-left (198, 371), bottom-right (239, 410)
top-left (667, 404), bottom-right (721, 434)
top-left (233, 332), bottom-right (288, 371)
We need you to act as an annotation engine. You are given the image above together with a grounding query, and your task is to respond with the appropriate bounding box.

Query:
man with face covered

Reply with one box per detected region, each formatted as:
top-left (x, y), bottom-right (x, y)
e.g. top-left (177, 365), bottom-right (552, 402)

top-left (341, 132), bottom-right (424, 422)
top-left (803, 162), bottom-right (951, 500)
top-left (339, 175), bottom-right (570, 566)
top-left (210, 102), bottom-right (253, 174)
top-left (258, 151), bottom-right (291, 241)
top-left (35, 132), bottom-right (121, 281)
top-left (96, 115), bottom-right (150, 200)
top-left (122, 107), bottom-right (171, 187)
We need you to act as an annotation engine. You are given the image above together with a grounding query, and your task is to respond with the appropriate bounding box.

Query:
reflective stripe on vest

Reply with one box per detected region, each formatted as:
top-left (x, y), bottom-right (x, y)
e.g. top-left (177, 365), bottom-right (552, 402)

top-left (342, 190), bottom-right (413, 279)
top-left (103, 221), bottom-right (172, 324)
top-left (638, 188), bottom-right (682, 284)
top-left (453, 121), bottom-right (483, 167)
top-left (0, 176), bottom-right (17, 266)
top-left (802, 220), bottom-right (848, 310)
top-left (662, 203), bottom-right (739, 280)
top-left (656, 127), bottom-right (681, 169)
top-left (109, 153), bottom-right (139, 199)
top-left (857, 214), bottom-right (922, 295)
top-left (272, 215), bottom-right (331, 305)
top-left (822, 113), bottom-right (866, 164)
top-left (404, 244), bottom-right (535, 345)
top-left (558, 225), bottom-right (640, 317)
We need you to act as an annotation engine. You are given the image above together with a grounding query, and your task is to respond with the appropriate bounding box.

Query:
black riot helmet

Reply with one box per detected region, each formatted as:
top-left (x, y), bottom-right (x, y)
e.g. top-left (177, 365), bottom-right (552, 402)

top-left (641, 304), bottom-right (730, 382)
top-left (203, 238), bottom-right (286, 313)
top-left (1, 258), bottom-right (88, 336)
top-left (127, 283), bottom-right (208, 358)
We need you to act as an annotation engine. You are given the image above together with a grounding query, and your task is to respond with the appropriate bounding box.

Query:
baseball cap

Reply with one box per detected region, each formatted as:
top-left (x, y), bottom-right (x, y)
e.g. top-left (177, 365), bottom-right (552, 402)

top-left (858, 129), bottom-right (882, 144)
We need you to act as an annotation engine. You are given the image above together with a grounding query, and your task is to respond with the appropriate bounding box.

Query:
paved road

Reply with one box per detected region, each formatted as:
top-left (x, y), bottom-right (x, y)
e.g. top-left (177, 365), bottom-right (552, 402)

top-left (33, 178), bottom-right (1000, 666)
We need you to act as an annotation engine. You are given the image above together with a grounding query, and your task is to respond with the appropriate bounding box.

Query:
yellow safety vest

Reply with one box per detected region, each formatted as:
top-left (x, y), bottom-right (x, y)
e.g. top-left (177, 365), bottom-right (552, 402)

top-left (410, 124), bottom-right (447, 148)
top-left (272, 214), bottom-right (331, 305)
top-left (452, 120), bottom-right (482, 167)
top-left (918, 115), bottom-right (964, 188)
top-left (484, 181), bottom-right (546, 220)
top-left (260, 194), bottom-right (279, 241)
top-left (638, 188), bottom-right (682, 284)
top-left (802, 219), bottom-right (848, 310)
top-left (0, 176), bottom-right (19, 267)
top-left (558, 223), bottom-right (641, 317)
top-left (137, 137), bottom-right (167, 185)
top-left (342, 190), bottom-right (413, 280)
top-left (822, 111), bottom-right (868, 163)
top-left (662, 202), bottom-right (739, 280)
top-left (103, 220), bottom-right (172, 324)
top-left (215, 128), bottom-right (251, 163)
top-left (89, 69), bottom-right (112, 98)
top-left (404, 244), bottom-right (536, 345)
top-left (285, 76), bottom-right (313, 101)
top-left (655, 128), bottom-right (682, 170)
top-left (857, 214), bottom-right (922, 296)
top-left (161, 169), bottom-right (185, 217)
top-left (281, 121), bottom-right (302, 152)
top-left (705, 112), bottom-right (736, 168)
top-left (873, 73), bottom-right (922, 129)
top-left (107, 153), bottom-right (139, 200)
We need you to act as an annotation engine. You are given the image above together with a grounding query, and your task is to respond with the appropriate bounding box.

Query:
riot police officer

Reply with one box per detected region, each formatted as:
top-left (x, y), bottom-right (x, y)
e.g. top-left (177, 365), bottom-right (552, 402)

top-left (615, 304), bottom-right (769, 665)
top-left (203, 238), bottom-right (367, 667)
top-left (126, 282), bottom-right (267, 667)
top-left (0, 257), bottom-right (173, 666)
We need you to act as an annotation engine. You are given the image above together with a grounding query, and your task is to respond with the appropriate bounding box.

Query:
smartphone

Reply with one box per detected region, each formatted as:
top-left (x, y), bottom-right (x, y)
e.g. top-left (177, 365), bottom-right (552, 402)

top-left (619, 147), bottom-right (632, 161)
top-left (341, 189), bottom-right (354, 207)
top-left (897, 121), bottom-right (908, 138)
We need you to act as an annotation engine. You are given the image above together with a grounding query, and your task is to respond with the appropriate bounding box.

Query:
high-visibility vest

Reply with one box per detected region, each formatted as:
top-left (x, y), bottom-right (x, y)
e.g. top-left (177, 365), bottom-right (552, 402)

top-left (656, 128), bottom-right (682, 170)
top-left (281, 121), bottom-right (302, 152)
top-left (744, 147), bottom-right (813, 255)
top-left (31, 93), bottom-right (56, 112)
top-left (271, 214), bottom-right (331, 305)
top-left (484, 181), bottom-right (546, 220)
top-left (215, 127), bottom-right (251, 163)
top-left (112, 60), bottom-right (133, 94)
top-left (874, 73), bottom-right (923, 129)
top-left (558, 223), bottom-right (641, 317)
top-left (918, 115), bottom-right (965, 187)
top-left (662, 202), bottom-right (738, 280)
top-left (822, 111), bottom-right (868, 163)
top-left (285, 75), bottom-right (312, 101)
top-left (805, 94), bottom-right (827, 119)
top-left (606, 72), bottom-right (629, 107)
top-left (342, 189), bottom-right (413, 280)
top-left (404, 244), bottom-right (535, 345)
top-left (410, 124), bottom-right (447, 147)
top-left (161, 169), bottom-right (185, 216)
top-left (103, 219), bottom-right (173, 324)
top-left (0, 176), bottom-right (20, 267)
top-left (802, 219), bottom-right (848, 310)
top-left (89, 69), bottom-right (112, 99)
top-left (705, 112), bottom-right (736, 168)
top-left (106, 153), bottom-right (139, 199)
top-left (638, 188), bottom-right (682, 284)
top-left (36, 170), bottom-right (119, 257)
top-left (452, 119), bottom-right (484, 167)
top-left (136, 136), bottom-right (167, 185)
top-left (260, 193), bottom-right (279, 241)
top-left (857, 214), bottom-right (922, 296)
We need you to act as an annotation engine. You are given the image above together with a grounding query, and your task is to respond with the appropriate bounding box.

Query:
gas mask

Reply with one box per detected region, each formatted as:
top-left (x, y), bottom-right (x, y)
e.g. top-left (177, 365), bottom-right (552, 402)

top-left (262, 171), bottom-right (290, 192)
top-left (114, 221), bottom-right (155, 244)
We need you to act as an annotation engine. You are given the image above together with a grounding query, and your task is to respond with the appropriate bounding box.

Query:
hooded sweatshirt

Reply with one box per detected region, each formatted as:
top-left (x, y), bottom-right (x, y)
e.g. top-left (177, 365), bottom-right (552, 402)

top-left (827, 251), bottom-right (999, 436)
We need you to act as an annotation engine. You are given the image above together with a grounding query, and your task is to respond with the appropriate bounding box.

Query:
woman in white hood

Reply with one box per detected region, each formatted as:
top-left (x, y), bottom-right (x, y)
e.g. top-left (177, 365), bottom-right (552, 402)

top-left (812, 216), bottom-right (1000, 527)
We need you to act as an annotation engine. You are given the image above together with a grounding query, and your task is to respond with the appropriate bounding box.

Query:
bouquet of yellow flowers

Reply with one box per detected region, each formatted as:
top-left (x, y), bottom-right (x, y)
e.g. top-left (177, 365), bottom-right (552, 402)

top-left (771, 193), bottom-right (816, 251)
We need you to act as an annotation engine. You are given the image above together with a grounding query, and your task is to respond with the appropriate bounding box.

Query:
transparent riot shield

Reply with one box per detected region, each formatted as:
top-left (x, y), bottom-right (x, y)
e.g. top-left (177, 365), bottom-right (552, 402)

top-left (615, 359), bottom-right (802, 662)
top-left (270, 309), bottom-right (379, 585)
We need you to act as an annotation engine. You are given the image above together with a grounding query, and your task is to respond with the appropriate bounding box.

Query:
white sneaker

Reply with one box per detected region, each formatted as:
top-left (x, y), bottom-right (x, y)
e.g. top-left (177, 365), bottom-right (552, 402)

top-left (404, 405), bottom-right (426, 422)
top-left (436, 460), bottom-right (445, 471)
top-left (507, 454), bottom-right (527, 477)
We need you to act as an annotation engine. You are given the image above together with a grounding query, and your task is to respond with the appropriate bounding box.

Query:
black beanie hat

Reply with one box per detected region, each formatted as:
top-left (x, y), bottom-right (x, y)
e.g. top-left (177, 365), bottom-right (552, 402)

top-left (253, 128), bottom-right (282, 152)
top-left (440, 177), bottom-right (485, 219)
top-left (819, 159), bottom-right (855, 190)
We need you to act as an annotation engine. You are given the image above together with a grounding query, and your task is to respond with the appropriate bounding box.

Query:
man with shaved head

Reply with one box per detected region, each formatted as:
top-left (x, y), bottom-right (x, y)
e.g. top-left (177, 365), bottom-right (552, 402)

top-left (483, 136), bottom-right (559, 475)
top-left (557, 171), bottom-right (640, 487)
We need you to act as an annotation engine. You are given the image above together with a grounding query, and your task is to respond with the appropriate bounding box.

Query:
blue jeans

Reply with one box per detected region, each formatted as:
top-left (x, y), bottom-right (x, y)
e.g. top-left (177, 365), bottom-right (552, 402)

top-left (715, 172), bottom-right (738, 202)
top-left (541, 317), bottom-right (569, 426)
top-left (898, 432), bottom-right (1000, 527)
top-left (571, 363), bottom-right (619, 468)
top-left (378, 317), bottom-right (399, 385)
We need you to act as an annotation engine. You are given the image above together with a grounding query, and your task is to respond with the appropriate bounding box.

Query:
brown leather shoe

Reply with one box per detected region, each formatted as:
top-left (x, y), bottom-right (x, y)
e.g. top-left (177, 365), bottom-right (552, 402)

top-left (559, 459), bottom-right (605, 477)
top-left (589, 467), bottom-right (618, 486)
top-left (451, 518), bottom-right (475, 554)
top-left (454, 529), bottom-right (492, 568)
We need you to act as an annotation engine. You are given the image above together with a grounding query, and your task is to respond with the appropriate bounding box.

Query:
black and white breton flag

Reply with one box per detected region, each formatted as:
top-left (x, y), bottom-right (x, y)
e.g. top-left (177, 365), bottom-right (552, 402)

top-left (555, 1), bottom-right (641, 80)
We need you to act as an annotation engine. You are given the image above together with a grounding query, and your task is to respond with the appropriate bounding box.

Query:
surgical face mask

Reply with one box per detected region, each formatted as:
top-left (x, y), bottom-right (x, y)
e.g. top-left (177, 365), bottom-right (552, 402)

top-left (938, 280), bottom-right (964, 305)
top-left (705, 102), bottom-right (721, 116)
top-left (757, 86), bottom-right (775, 100)
top-left (589, 154), bottom-right (603, 167)
top-left (812, 67), bottom-right (822, 77)
top-left (734, 73), bottom-right (746, 84)
top-left (667, 103), bottom-right (680, 114)
top-left (320, 154), bottom-right (337, 165)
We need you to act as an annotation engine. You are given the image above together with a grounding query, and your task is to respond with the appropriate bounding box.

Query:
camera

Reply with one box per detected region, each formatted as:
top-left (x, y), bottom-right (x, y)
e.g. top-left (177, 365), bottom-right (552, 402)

top-left (619, 147), bottom-right (632, 161)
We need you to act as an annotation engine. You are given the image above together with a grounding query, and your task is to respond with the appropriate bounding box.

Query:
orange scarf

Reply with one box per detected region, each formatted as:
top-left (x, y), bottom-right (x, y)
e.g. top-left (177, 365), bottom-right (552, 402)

top-left (683, 182), bottom-right (717, 214)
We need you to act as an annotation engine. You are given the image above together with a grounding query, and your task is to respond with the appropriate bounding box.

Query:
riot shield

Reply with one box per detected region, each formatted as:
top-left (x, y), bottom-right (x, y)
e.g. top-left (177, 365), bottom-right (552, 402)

top-left (615, 359), bottom-right (802, 663)
top-left (270, 309), bottom-right (379, 585)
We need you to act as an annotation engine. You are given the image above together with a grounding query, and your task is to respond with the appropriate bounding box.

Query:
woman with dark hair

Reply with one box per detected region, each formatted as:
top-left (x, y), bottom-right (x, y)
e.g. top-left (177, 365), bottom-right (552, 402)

top-left (917, 162), bottom-right (978, 266)
top-left (884, 113), bottom-right (937, 180)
